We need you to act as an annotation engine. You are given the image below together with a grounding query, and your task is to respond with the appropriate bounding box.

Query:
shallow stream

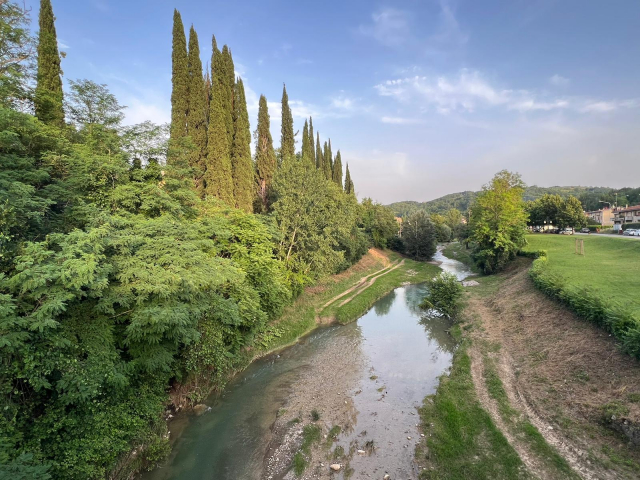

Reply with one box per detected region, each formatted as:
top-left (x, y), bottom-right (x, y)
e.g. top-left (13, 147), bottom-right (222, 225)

top-left (143, 246), bottom-right (471, 479)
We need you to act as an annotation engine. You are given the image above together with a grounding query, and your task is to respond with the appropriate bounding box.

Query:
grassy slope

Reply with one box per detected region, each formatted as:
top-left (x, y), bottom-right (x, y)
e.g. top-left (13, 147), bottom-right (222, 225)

top-left (256, 250), bottom-right (438, 355)
top-left (523, 234), bottom-right (640, 316)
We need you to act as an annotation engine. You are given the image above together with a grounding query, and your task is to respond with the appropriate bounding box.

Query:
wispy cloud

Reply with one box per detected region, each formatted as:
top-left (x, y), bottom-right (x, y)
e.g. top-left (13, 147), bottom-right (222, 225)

top-left (375, 69), bottom-right (639, 115)
top-left (58, 40), bottom-right (70, 49)
top-left (357, 8), bottom-right (410, 47)
top-left (549, 74), bottom-right (570, 87)
top-left (431, 0), bottom-right (468, 47)
top-left (380, 116), bottom-right (425, 125)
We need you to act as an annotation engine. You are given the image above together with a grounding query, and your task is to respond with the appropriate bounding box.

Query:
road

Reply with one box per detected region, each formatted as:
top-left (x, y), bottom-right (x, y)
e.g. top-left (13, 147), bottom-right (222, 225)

top-left (574, 232), bottom-right (640, 240)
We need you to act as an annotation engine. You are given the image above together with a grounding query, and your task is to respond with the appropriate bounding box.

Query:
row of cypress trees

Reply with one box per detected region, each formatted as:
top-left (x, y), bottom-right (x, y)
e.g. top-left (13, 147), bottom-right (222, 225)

top-left (32, 1), bottom-right (356, 214)
top-left (170, 10), bottom-right (355, 213)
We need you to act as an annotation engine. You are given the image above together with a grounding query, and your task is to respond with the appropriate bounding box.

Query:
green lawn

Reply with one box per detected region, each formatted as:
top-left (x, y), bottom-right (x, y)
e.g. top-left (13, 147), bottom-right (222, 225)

top-left (523, 234), bottom-right (640, 317)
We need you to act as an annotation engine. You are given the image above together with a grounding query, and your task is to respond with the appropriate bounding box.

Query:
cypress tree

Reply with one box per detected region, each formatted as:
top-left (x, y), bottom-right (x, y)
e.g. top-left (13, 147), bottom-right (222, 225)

top-left (231, 78), bottom-right (254, 212)
top-left (301, 119), bottom-right (309, 162)
top-left (345, 163), bottom-right (355, 195)
top-left (169, 9), bottom-right (189, 147)
top-left (255, 95), bottom-right (277, 212)
top-left (309, 117), bottom-right (315, 166)
top-left (204, 68), bottom-right (211, 126)
top-left (187, 26), bottom-right (208, 193)
top-left (315, 132), bottom-right (323, 171)
top-left (323, 141), bottom-right (332, 180)
top-left (332, 150), bottom-right (343, 188)
top-left (204, 37), bottom-right (234, 204)
top-left (35, 0), bottom-right (64, 126)
top-left (281, 84), bottom-right (295, 161)
top-left (221, 46), bottom-right (235, 157)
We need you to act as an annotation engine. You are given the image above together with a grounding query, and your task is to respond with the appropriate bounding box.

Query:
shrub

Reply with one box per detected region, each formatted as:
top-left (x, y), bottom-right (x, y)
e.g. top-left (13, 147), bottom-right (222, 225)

top-left (529, 256), bottom-right (640, 358)
top-left (622, 223), bottom-right (640, 231)
top-left (420, 272), bottom-right (464, 319)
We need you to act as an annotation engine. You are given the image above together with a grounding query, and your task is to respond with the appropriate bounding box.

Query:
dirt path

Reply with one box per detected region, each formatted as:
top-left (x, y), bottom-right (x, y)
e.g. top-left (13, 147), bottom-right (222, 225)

top-left (464, 260), bottom-right (640, 479)
top-left (321, 261), bottom-right (397, 309)
top-left (336, 259), bottom-right (405, 307)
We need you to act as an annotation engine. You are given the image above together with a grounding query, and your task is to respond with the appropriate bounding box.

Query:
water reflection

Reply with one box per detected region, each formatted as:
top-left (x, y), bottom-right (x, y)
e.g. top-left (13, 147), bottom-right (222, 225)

top-left (373, 288), bottom-right (396, 316)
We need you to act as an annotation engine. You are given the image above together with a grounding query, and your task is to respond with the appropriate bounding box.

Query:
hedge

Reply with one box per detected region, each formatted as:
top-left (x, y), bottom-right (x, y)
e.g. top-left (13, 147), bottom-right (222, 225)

top-left (527, 253), bottom-right (640, 359)
top-left (622, 223), bottom-right (640, 231)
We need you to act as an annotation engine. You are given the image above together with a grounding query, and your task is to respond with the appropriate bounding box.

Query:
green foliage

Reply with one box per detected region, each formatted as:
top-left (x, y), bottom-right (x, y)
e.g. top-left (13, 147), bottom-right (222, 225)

top-left (0, 0), bottom-right (34, 108)
top-left (420, 272), bottom-right (464, 319)
top-left (255, 95), bottom-right (276, 212)
top-left (169, 9), bottom-right (188, 148)
top-left (231, 79), bottom-right (254, 212)
top-left (344, 163), bottom-right (354, 195)
top-left (323, 140), bottom-right (332, 180)
top-left (332, 150), bottom-right (343, 188)
top-left (470, 170), bottom-right (528, 274)
top-left (204, 42), bottom-right (234, 204)
top-left (186, 26), bottom-right (208, 194)
top-left (221, 46), bottom-right (235, 157)
top-left (300, 119), bottom-right (309, 163)
top-left (526, 194), bottom-right (587, 229)
top-left (403, 210), bottom-right (437, 260)
top-left (35, 0), bottom-right (64, 127)
top-left (359, 198), bottom-right (398, 248)
top-left (315, 132), bottom-right (323, 171)
top-left (280, 84), bottom-right (295, 161)
top-left (308, 117), bottom-right (315, 166)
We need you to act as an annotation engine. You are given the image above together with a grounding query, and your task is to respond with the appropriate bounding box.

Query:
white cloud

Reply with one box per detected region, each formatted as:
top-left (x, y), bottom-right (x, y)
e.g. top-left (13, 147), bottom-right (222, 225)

top-left (375, 69), bottom-right (639, 116)
top-left (358, 8), bottom-right (410, 47)
top-left (432, 0), bottom-right (468, 46)
top-left (549, 74), bottom-right (570, 87)
top-left (330, 94), bottom-right (354, 111)
top-left (380, 116), bottom-right (424, 125)
top-left (123, 98), bottom-right (170, 126)
top-left (58, 40), bottom-right (70, 49)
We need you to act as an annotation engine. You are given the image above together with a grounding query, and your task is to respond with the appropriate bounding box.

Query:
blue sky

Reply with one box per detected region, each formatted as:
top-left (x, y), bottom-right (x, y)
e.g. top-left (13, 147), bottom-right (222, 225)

top-left (32, 0), bottom-right (640, 203)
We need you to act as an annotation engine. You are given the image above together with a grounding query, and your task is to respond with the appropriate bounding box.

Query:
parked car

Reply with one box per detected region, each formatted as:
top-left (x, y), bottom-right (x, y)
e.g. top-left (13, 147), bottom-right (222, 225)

top-left (623, 229), bottom-right (636, 236)
top-left (560, 228), bottom-right (574, 235)
top-left (580, 228), bottom-right (590, 234)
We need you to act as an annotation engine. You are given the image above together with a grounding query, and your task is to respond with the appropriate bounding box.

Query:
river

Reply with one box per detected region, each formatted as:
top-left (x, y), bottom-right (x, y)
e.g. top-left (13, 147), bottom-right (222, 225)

top-left (143, 246), bottom-right (472, 480)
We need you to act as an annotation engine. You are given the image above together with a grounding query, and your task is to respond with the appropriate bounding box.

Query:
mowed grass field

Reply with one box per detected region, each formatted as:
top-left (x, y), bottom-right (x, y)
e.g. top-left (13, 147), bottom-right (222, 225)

top-left (523, 234), bottom-right (640, 317)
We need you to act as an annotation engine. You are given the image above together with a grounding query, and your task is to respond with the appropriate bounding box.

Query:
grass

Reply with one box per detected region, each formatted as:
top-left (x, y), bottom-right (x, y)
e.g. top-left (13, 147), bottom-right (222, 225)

top-left (416, 341), bottom-right (526, 479)
top-left (483, 358), bottom-right (577, 478)
top-left (524, 234), bottom-right (640, 317)
top-left (442, 241), bottom-right (481, 274)
top-left (292, 424), bottom-right (323, 476)
top-left (323, 257), bottom-right (440, 324)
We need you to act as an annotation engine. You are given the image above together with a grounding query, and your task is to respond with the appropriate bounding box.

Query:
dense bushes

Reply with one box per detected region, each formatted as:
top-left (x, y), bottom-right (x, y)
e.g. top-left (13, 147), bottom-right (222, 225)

top-left (529, 254), bottom-right (640, 358)
top-left (420, 272), bottom-right (464, 319)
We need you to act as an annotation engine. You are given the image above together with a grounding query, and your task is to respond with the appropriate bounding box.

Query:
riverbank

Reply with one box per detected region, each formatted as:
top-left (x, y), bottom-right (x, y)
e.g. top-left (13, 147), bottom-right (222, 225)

top-left (416, 256), bottom-right (640, 479)
top-left (146, 249), bottom-right (439, 477)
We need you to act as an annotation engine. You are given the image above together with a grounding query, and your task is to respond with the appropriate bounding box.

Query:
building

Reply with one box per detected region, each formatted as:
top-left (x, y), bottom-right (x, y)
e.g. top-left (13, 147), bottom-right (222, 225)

top-left (584, 208), bottom-right (615, 226)
top-left (612, 205), bottom-right (640, 231)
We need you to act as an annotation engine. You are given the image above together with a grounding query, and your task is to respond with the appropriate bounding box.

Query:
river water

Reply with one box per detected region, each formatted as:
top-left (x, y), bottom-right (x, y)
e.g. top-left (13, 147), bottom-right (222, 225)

top-left (143, 246), bottom-right (472, 480)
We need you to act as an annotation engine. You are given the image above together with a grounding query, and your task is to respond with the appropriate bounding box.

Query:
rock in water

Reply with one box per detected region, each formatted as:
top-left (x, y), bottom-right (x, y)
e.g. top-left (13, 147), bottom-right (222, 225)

top-left (462, 280), bottom-right (480, 287)
top-left (193, 404), bottom-right (209, 416)
top-left (383, 475), bottom-right (391, 480)
top-left (330, 464), bottom-right (341, 471)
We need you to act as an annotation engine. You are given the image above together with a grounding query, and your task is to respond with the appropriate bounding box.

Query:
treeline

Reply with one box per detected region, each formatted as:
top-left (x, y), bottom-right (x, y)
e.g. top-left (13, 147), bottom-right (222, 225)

top-left (389, 185), bottom-right (639, 218)
top-left (0, 2), bottom-right (399, 479)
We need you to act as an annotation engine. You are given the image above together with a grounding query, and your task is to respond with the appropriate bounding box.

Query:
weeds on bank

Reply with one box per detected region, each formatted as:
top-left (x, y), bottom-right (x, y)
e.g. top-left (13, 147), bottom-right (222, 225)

top-left (483, 357), bottom-right (577, 478)
top-left (416, 342), bottom-right (525, 479)
top-left (292, 423), bottom-right (323, 476)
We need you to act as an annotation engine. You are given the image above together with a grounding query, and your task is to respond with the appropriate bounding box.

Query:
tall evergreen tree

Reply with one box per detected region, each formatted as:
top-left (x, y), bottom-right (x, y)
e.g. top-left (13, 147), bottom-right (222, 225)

top-left (204, 67), bottom-right (211, 126)
top-left (221, 46), bottom-right (235, 157)
top-left (187, 26), bottom-right (207, 193)
top-left (231, 78), bottom-right (254, 212)
top-left (315, 132), bottom-right (323, 171)
top-left (309, 117), bottom-right (315, 166)
top-left (204, 37), bottom-right (234, 204)
top-left (332, 150), bottom-right (343, 188)
top-left (255, 94), bottom-right (277, 211)
top-left (301, 119), bottom-right (309, 162)
top-left (280, 84), bottom-right (295, 162)
top-left (345, 163), bottom-right (355, 195)
top-left (35, 0), bottom-right (64, 126)
top-left (169, 9), bottom-right (189, 149)
top-left (323, 141), bottom-right (332, 180)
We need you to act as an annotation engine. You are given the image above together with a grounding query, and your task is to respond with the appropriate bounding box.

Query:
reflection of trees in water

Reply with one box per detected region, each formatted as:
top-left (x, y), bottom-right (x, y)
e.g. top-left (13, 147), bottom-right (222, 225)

top-left (373, 289), bottom-right (396, 316)
top-left (418, 314), bottom-right (457, 355)
top-left (403, 284), bottom-right (428, 316)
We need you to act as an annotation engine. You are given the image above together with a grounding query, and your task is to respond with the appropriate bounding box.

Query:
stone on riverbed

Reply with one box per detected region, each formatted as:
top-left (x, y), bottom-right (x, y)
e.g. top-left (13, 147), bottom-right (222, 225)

top-left (330, 463), bottom-right (341, 471)
top-left (462, 280), bottom-right (480, 287)
top-left (193, 404), bottom-right (210, 416)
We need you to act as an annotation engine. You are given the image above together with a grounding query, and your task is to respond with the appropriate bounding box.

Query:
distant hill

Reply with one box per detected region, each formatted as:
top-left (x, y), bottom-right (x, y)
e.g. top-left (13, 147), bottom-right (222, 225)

top-left (388, 186), bottom-right (613, 217)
